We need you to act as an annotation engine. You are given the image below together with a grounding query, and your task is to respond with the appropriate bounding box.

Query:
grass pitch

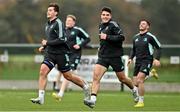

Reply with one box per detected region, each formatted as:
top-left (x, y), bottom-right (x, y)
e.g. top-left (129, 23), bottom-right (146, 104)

top-left (0, 90), bottom-right (180, 111)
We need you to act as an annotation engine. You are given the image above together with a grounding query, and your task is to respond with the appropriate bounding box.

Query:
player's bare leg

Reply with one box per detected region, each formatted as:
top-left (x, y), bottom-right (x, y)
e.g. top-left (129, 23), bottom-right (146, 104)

top-left (116, 72), bottom-right (139, 103)
top-left (30, 64), bottom-right (50, 104)
top-left (134, 72), bottom-right (145, 108)
top-left (62, 71), bottom-right (90, 101)
top-left (84, 64), bottom-right (106, 108)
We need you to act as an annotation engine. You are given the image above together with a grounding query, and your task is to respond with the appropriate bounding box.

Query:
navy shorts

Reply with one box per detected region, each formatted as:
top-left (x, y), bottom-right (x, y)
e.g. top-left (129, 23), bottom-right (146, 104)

top-left (133, 60), bottom-right (153, 76)
top-left (43, 52), bottom-right (71, 73)
top-left (68, 53), bottom-right (81, 70)
top-left (96, 57), bottom-right (124, 72)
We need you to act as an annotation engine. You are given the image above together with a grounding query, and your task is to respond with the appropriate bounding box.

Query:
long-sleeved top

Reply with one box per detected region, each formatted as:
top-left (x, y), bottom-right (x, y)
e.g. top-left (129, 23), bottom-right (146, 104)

top-left (45, 18), bottom-right (69, 54)
top-left (129, 32), bottom-right (161, 61)
top-left (65, 26), bottom-right (90, 55)
top-left (98, 19), bottom-right (125, 58)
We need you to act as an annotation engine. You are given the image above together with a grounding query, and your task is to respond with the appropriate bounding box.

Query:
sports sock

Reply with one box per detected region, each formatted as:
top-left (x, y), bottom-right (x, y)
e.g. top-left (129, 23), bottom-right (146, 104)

top-left (132, 86), bottom-right (138, 93)
top-left (39, 90), bottom-right (45, 99)
top-left (58, 91), bottom-right (64, 97)
top-left (139, 96), bottom-right (144, 103)
top-left (91, 93), bottom-right (97, 102)
top-left (83, 81), bottom-right (89, 90)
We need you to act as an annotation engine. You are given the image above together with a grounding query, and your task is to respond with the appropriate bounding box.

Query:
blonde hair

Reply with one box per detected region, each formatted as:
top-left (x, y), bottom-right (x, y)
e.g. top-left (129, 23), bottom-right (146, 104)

top-left (67, 14), bottom-right (76, 21)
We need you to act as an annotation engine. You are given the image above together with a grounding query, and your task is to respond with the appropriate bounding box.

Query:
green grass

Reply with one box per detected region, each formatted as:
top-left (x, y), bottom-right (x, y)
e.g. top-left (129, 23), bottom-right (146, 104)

top-left (0, 55), bottom-right (39, 80)
top-left (129, 66), bottom-right (180, 83)
top-left (0, 63), bottom-right (39, 80)
top-left (0, 55), bottom-right (180, 83)
top-left (0, 90), bottom-right (180, 111)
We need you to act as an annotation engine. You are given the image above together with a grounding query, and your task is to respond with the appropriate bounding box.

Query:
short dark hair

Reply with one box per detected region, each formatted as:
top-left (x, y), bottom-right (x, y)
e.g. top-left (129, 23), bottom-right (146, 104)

top-left (101, 6), bottom-right (112, 14)
top-left (140, 19), bottom-right (151, 26)
top-left (48, 3), bottom-right (59, 14)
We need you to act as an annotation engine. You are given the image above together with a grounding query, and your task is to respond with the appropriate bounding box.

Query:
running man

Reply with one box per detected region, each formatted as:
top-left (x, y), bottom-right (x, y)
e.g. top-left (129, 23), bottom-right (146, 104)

top-left (128, 19), bottom-right (161, 108)
top-left (30, 3), bottom-right (90, 105)
top-left (84, 6), bottom-right (138, 108)
top-left (52, 14), bottom-right (90, 101)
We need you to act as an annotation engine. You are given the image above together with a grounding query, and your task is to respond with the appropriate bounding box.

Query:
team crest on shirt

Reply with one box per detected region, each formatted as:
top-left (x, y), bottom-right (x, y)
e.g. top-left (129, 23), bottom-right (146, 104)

top-left (135, 38), bottom-right (139, 42)
top-left (65, 63), bottom-right (69, 66)
top-left (105, 26), bottom-right (109, 31)
top-left (143, 69), bottom-right (147, 72)
top-left (50, 25), bottom-right (54, 29)
top-left (121, 66), bottom-right (124, 70)
top-left (143, 38), bottom-right (147, 42)
top-left (71, 31), bottom-right (75, 35)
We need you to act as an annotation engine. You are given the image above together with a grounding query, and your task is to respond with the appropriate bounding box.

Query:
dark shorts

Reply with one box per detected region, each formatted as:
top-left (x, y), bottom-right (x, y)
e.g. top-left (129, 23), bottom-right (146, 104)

top-left (69, 53), bottom-right (81, 70)
top-left (96, 57), bottom-right (124, 72)
top-left (42, 52), bottom-right (71, 73)
top-left (133, 60), bottom-right (153, 76)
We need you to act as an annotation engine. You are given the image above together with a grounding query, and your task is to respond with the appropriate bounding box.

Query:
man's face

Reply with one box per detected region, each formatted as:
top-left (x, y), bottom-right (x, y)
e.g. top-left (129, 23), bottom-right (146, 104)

top-left (101, 11), bottom-right (111, 23)
top-left (66, 17), bottom-right (75, 28)
top-left (139, 21), bottom-right (149, 31)
top-left (47, 7), bottom-right (57, 19)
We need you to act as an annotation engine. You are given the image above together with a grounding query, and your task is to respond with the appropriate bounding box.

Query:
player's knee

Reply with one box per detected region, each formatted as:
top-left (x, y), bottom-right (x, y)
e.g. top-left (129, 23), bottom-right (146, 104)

top-left (136, 78), bottom-right (144, 84)
top-left (119, 77), bottom-right (127, 83)
top-left (39, 69), bottom-right (48, 78)
top-left (39, 64), bottom-right (50, 76)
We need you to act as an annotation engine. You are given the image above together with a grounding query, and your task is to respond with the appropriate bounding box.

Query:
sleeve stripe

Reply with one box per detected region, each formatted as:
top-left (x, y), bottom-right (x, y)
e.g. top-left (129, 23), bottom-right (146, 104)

top-left (75, 26), bottom-right (89, 38)
top-left (56, 19), bottom-right (63, 38)
top-left (110, 21), bottom-right (122, 34)
top-left (118, 29), bottom-right (122, 34)
top-left (147, 32), bottom-right (161, 47)
top-left (110, 21), bottom-right (119, 27)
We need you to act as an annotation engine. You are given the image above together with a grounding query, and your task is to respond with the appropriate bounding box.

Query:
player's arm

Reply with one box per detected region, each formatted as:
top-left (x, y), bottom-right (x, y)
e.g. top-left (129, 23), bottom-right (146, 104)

top-left (47, 24), bottom-right (66, 46)
top-left (38, 46), bottom-right (45, 53)
top-left (42, 37), bottom-right (66, 47)
top-left (150, 35), bottom-right (161, 60)
top-left (128, 40), bottom-right (135, 66)
top-left (77, 28), bottom-right (90, 47)
top-left (38, 38), bottom-right (47, 53)
top-left (46, 20), bottom-right (66, 46)
top-left (105, 22), bottom-right (125, 42)
top-left (151, 35), bottom-right (161, 66)
top-left (46, 38), bottom-right (66, 46)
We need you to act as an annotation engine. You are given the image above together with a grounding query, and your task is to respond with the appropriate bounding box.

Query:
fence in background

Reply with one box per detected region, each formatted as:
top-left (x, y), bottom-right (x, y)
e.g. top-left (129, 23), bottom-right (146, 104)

top-left (0, 43), bottom-right (180, 63)
top-left (0, 44), bottom-right (180, 91)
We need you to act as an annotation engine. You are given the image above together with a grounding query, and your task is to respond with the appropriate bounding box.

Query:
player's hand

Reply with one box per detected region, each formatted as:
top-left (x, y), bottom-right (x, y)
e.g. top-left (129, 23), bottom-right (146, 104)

top-left (38, 46), bottom-right (44, 53)
top-left (73, 44), bottom-right (80, 49)
top-left (153, 59), bottom-right (161, 67)
top-left (42, 39), bottom-right (47, 46)
top-left (99, 33), bottom-right (107, 40)
top-left (127, 59), bottom-right (132, 66)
